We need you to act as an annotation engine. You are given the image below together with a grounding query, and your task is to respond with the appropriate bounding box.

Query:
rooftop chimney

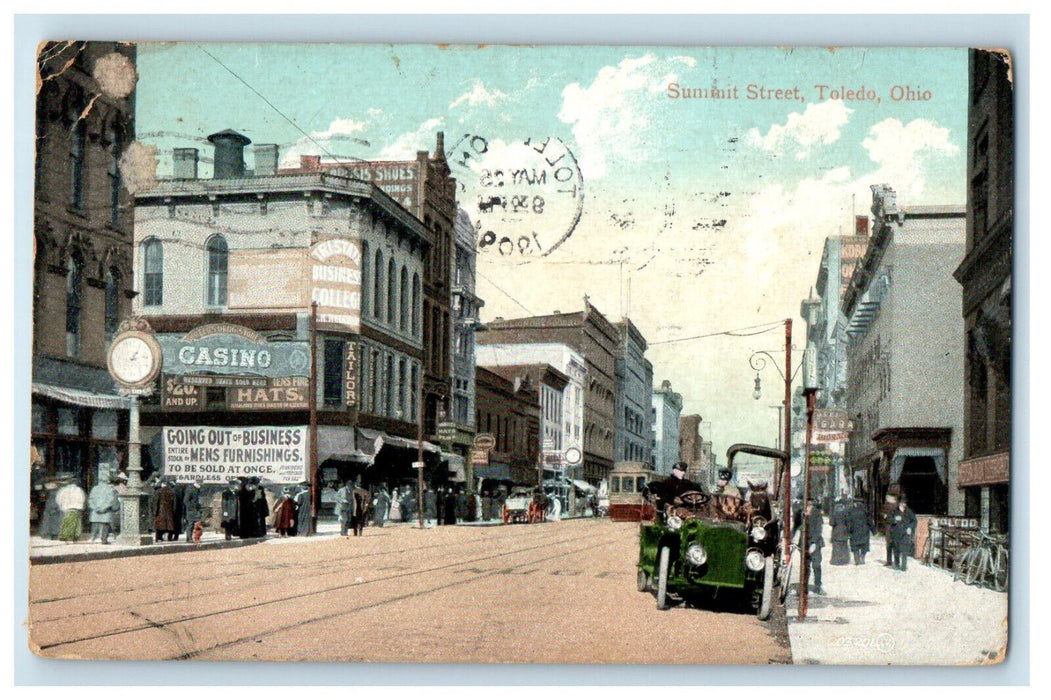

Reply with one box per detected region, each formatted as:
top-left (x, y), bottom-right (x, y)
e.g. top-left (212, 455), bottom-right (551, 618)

top-left (855, 215), bottom-right (870, 236)
top-left (207, 129), bottom-right (251, 179)
top-left (254, 144), bottom-right (279, 176)
top-left (436, 131), bottom-right (445, 156)
top-left (300, 155), bottom-right (321, 172)
top-left (172, 148), bottom-right (199, 179)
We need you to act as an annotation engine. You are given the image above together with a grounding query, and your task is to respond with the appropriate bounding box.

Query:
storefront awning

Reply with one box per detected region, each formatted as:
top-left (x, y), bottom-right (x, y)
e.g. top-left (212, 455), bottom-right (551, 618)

top-left (571, 479), bottom-right (598, 493)
top-left (317, 426), bottom-right (373, 464)
top-left (475, 462), bottom-right (511, 481)
top-left (32, 382), bottom-right (130, 410)
top-left (357, 427), bottom-right (440, 455)
top-left (446, 453), bottom-right (466, 482)
top-left (890, 447), bottom-right (948, 484)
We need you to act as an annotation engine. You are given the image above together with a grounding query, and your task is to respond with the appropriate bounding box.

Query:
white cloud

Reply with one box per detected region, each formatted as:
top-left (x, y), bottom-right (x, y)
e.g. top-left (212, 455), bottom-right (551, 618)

top-left (278, 116), bottom-right (372, 168)
top-left (315, 117), bottom-right (367, 139)
top-left (746, 100), bottom-right (853, 160)
top-left (861, 118), bottom-right (960, 200)
top-left (449, 80), bottom-right (510, 111)
top-left (558, 54), bottom-right (685, 179)
top-left (378, 117), bottom-right (446, 159)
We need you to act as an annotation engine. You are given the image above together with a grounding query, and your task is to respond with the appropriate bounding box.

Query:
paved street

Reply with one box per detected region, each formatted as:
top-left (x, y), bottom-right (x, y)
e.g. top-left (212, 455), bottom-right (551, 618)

top-left (28, 519), bottom-right (791, 664)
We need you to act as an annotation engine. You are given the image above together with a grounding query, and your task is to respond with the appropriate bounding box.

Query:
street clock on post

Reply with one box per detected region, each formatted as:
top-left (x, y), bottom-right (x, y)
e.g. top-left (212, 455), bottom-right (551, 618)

top-left (107, 327), bottom-right (162, 392)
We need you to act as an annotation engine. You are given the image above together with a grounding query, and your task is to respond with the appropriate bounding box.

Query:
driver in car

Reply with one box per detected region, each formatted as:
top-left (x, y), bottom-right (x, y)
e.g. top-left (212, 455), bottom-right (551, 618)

top-left (652, 461), bottom-right (705, 507)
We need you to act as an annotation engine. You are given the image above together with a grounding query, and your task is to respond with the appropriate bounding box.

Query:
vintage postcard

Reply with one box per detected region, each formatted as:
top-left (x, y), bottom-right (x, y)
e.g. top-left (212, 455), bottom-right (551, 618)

top-left (26, 41), bottom-right (1012, 666)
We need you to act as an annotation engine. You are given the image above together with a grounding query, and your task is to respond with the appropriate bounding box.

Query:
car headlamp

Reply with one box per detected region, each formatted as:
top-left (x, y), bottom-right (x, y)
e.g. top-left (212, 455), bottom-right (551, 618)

top-left (745, 548), bottom-right (766, 571)
top-left (686, 542), bottom-right (708, 566)
top-left (666, 514), bottom-right (683, 531)
top-left (750, 524), bottom-right (768, 541)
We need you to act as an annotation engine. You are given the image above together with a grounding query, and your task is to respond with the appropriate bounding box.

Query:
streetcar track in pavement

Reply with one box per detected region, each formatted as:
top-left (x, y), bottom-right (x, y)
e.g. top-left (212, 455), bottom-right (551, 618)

top-left (34, 530), bottom-right (623, 652)
top-left (179, 535), bottom-right (624, 660)
top-left (29, 526), bottom-right (567, 615)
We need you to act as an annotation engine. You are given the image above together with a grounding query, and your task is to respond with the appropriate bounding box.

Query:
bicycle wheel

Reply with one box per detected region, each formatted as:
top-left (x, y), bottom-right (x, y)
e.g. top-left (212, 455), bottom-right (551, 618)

top-left (965, 546), bottom-right (988, 586)
top-left (954, 547), bottom-right (973, 581)
top-left (992, 545), bottom-right (1009, 592)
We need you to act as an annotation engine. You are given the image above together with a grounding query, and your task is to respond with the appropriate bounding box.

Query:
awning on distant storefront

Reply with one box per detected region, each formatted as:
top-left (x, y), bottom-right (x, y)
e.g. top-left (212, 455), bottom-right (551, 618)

top-left (317, 426), bottom-right (373, 464)
top-left (475, 462), bottom-right (511, 481)
top-left (571, 479), bottom-right (597, 493)
top-left (890, 446), bottom-right (948, 484)
top-left (31, 382), bottom-right (130, 410)
top-left (356, 427), bottom-right (441, 456)
top-left (446, 453), bottom-right (466, 482)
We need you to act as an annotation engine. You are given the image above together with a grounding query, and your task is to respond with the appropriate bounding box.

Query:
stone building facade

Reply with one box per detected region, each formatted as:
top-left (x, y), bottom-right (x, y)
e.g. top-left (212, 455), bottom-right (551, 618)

top-left (449, 207), bottom-right (485, 480)
top-left (843, 185), bottom-right (966, 519)
top-left (474, 343), bottom-right (587, 480)
top-left (133, 130), bottom-right (446, 496)
top-left (477, 300), bottom-right (619, 484)
top-left (280, 134), bottom-right (457, 457)
top-left (32, 42), bottom-right (138, 517)
top-left (615, 319), bottom-right (654, 465)
top-left (953, 49), bottom-right (1013, 533)
top-left (473, 366), bottom-right (541, 486)
top-left (651, 380), bottom-right (683, 476)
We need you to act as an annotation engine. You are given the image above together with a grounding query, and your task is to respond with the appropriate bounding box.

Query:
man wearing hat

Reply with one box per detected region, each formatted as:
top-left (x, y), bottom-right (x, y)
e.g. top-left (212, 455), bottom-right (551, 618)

top-left (87, 472), bottom-right (120, 544)
top-left (804, 499), bottom-right (826, 595)
top-left (293, 482), bottom-right (313, 536)
top-left (654, 461), bottom-right (705, 507)
top-left (713, 469), bottom-right (742, 499)
top-left (182, 477), bottom-right (205, 543)
top-left (221, 478), bottom-right (241, 540)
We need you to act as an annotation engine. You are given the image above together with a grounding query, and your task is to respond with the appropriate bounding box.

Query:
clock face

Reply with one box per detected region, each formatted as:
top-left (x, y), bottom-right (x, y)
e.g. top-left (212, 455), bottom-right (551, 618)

top-left (109, 335), bottom-right (157, 386)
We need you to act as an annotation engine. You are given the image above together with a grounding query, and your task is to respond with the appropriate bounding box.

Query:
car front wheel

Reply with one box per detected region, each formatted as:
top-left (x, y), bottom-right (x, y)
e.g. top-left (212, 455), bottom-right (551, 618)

top-left (757, 555), bottom-right (775, 620)
top-left (656, 546), bottom-right (671, 610)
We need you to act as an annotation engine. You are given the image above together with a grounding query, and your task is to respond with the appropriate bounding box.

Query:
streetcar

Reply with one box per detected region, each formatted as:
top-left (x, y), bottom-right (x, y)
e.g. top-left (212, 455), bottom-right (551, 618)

top-left (608, 462), bottom-right (659, 522)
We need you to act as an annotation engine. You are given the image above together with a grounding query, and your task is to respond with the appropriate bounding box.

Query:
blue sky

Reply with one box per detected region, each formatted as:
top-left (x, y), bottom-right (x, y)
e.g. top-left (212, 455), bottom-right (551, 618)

top-left (136, 43), bottom-right (969, 459)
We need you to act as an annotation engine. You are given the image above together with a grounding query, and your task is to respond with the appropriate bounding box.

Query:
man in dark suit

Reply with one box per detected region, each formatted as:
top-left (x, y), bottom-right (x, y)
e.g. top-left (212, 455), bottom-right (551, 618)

top-left (653, 462), bottom-right (705, 508)
top-left (887, 495), bottom-right (917, 571)
top-left (804, 499), bottom-right (825, 595)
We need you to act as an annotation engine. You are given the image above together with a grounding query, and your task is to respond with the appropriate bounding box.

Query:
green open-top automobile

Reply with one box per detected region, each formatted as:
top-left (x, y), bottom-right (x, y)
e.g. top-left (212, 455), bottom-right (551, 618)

top-left (636, 444), bottom-right (789, 619)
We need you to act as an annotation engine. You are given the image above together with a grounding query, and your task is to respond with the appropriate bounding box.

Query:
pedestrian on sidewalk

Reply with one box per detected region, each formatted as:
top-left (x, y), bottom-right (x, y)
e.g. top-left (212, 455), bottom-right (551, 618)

top-left (293, 482), bottom-right (313, 536)
top-left (336, 479), bottom-right (354, 537)
top-left (87, 472), bottom-right (120, 544)
top-left (828, 494), bottom-right (853, 565)
top-left (221, 478), bottom-right (240, 540)
top-left (56, 475), bottom-right (87, 543)
top-left (182, 478), bottom-right (205, 543)
top-left (424, 487), bottom-right (437, 526)
top-left (372, 487), bottom-right (389, 528)
top-left (153, 478), bottom-right (179, 542)
top-left (887, 495), bottom-right (917, 571)
top-left (847, 496), bottom-right (871, 565)
top-left (804, 499), bottom-right (825, 595)
top-left (273, 487), bottom-right (297, 536)
top-left (351, 482), bottom-right (370, 536)
top-left (39, 478), bottom-right (63, 540)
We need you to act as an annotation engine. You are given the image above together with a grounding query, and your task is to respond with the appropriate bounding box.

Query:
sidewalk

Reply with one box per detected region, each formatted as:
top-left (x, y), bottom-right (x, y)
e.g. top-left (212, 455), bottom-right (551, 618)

top-left (785, 521), bottom-right (1008, 665)
top-left (28, 516), bottom-right (515, 564)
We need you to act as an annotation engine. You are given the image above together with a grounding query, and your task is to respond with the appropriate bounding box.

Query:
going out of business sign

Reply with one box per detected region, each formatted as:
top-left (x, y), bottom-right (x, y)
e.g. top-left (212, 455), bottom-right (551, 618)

top-left (163, 426), bottom-right (308, 484)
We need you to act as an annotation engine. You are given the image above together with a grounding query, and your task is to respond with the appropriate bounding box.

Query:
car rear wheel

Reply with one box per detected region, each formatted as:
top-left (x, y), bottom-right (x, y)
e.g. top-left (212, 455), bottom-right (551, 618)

top-left (757, 555), bottom-right (775, 620)
top-left (656, 546), bottom-right (671, 610)
top-left (778, 550), bottom-right (792, 603)
top-left (637, 568), bottom-right (650, 592)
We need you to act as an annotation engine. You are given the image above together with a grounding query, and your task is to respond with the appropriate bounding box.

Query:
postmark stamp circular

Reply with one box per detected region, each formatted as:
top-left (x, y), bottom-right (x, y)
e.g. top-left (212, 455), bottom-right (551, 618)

top-left (445, 133), bottom-right (585, 258)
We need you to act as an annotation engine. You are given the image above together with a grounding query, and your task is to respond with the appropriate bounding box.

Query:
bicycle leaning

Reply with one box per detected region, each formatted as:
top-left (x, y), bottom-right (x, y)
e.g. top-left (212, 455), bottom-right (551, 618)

top-left (952, 529), bottom-right (1008, 592)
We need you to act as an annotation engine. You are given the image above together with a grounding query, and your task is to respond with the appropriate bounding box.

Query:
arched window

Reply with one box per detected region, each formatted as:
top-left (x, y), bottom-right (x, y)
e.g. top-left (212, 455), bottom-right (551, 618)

top-left (373, 250), bottom-right (384, 319)
top-left (399, 264), bottom-right (409, 331)
top-left (206, 235), bottom-right (228, 306)
top-left (387, 257), bottom-right (397, 324)
top-left (105, 267), bottom-right (121, 340)
top-left (360, 241), bottom-right (370, 317)
top-left (142, 238), bottom-right (163, 306)
top-left (65, 251), bottom-right (83, 357)
top-left (411, 272), bottom-right (420, 337)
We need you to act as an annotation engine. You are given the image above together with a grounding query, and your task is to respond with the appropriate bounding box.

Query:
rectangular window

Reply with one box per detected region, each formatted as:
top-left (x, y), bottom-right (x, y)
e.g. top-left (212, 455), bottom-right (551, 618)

top-left (323, 338), bottom-right (345, 407)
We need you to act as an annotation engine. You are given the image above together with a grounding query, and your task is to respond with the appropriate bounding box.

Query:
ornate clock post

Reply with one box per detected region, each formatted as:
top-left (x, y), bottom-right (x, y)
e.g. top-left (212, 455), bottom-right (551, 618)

top-left (107, 318), bottom-right (163, 546)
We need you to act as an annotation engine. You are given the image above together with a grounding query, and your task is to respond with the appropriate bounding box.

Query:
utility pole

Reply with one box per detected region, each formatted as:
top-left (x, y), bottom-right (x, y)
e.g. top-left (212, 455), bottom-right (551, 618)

top-left (798, 386), bottom-right (818, 620)
top-left (309, 302), bottom-right (319, 533)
